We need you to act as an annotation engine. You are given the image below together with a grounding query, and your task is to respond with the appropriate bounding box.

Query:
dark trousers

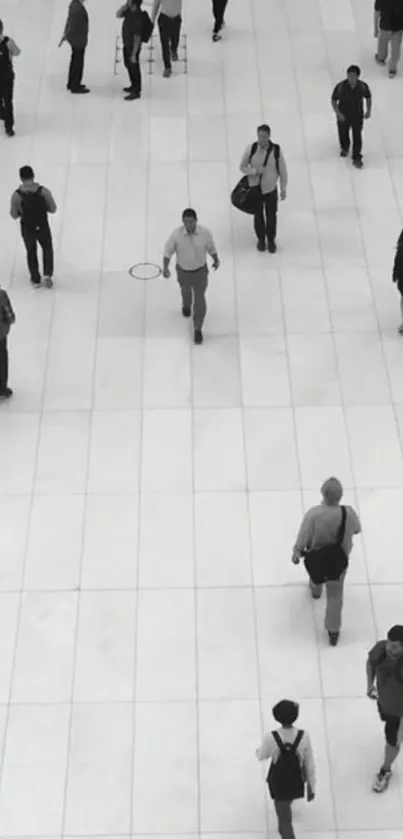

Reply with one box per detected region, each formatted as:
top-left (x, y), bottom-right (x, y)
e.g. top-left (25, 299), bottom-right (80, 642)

top-left (337, 117), bottom-right (363, 161)
top-left (0, 338), bottom-right (8, 393)
top-left (67, 46), bottom-right (86, 91)
top-left (177, 265), bottom-right (208, 330)
top-left (254, 188), bottom-right (278, 245)
top-left (212, 0), bottom-right (228, 32)
top-left (21, 224), bottom-right (54, 284)
top-left (0, 74), bottom-right (15, 131)
top-left (158, 13), bottom-right (182, 69)
top-left (123, 47), bottom-right (142, 94)
top-left (274, 800), bottom-right (295, 839)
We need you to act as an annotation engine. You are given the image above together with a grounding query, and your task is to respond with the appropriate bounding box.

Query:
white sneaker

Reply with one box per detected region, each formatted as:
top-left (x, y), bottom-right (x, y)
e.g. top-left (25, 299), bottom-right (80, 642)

top-left (43, 276), bottom-right (54, 288)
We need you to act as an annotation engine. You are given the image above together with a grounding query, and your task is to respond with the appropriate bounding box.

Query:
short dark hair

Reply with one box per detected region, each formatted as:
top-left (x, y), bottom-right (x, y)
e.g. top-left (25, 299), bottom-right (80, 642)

top-left (19, 165), bottom-right (35, 181)
top-left (182, 208), bottom-right (197, 220)
top-left (257, 124), bottom-right (271, 134)
top-left (387, 625), bottom-right (403, 644)
top-left (272, 700), bottom-right (299, 727)
top-left (347, 65), bottom-right (361, 77)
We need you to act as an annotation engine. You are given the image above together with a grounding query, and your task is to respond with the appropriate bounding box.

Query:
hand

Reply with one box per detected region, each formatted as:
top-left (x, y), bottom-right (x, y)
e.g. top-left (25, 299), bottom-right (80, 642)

top-left (364, 112), bottom-right (371, 120)
top-left (130, 54), bottom-right (138, 64)
top-left (212, 258), bottom-right (220, 271)
top-left (367, 686), bottom-right (377, 700)
top-left (292, 556), bottom-right (300, 565)
top-left (307, 786), bottom-right (315, 803)
top-left (374, 28), bottom-right (379, 38)
top-left (280, 190), bottom-right (286, 201)
top-left (163, 268), bottom-right (171, 279)
top-left (337, 113), bottom-right (346, 123)
top-left (254, 166), bottom-right (264, 176)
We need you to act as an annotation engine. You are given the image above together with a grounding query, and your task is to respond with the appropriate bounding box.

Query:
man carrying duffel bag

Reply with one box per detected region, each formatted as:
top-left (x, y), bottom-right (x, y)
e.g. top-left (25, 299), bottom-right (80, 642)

top-left (291, 477), bottom-right (362, 647)
top-left (234, 123), bottom-right (288, 253)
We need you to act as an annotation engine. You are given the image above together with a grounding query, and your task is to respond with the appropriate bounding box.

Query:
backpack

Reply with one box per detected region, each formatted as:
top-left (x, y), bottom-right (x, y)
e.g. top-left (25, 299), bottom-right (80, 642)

top-left (250, 141), bottom-right (280, 175)
top-left (17, 187), bottom-right (48, 231)
top-left (0, 37), bottom-right (13, 78)
top-left (267, 731), bottom-right (305, 802)
top-left (141, 10), bottom-right (154, 43)
top-left (303, 506), bottom-right (348, 585)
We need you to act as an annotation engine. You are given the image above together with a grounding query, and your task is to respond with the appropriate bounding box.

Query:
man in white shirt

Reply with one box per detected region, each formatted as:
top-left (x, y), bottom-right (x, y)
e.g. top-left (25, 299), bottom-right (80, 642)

top-left (0, 19), bottom-right (21, 137)
top-left (151, 0), bottom-right (182, 77)
top-left (163, 208), bottom-right (219, 345)
top-left (239, 123), bottom-right (288, 253)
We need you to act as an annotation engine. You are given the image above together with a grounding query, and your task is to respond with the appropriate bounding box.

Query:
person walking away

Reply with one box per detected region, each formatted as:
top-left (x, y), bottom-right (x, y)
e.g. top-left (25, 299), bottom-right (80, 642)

top-left (239, 123), bottom-right (287, 253)
top-left (0, 284), bottom-right (15, 401)
top-left (163, 208), bottom-right (220, 345)
top-left (367, 625), bottom-right (403, 792)
top-left (374, 0), bottom-right (403, 77)
top-left (59, 0), bottom-right (90, 93)
top-left (117, 0), bottom-right (144, 100)
top-left (331, 65), bottom-right (372, 168)
top-left (0, 19), bottom-right (21, 137)
top-left (256, 700), bottom-right (315, 839)
top-left (212, 0), bottom-right (228, 42)
top-left (10, 166), bottom-right (57, 289)
top-left (151, 0), bottom-right (182, 77)
top-left (392, 229), bottom-right (403, 334)
top-left (292, 477), bottom-right (361, 646)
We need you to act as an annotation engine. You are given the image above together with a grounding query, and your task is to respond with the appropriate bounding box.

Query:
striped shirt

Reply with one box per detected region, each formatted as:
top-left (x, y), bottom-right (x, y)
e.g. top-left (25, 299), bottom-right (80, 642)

top-left (164, 225), bottom-right (217, 271)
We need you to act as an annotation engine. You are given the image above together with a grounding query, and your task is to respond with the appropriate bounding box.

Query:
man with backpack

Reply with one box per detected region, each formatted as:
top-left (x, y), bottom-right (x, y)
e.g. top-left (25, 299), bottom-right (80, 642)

top-left (239, 124), bottom-right (288, 253)
top-left (256, 700), bottom-right (315, 839)
top-left (0, 284), bottom-right (16, 401)
top-left (292, 477), bottom-right (361, 646)
top-left (367, 625), bottom-right (403, 793)
top-left (0, 18), bottom-right (21, 137)
top-left (10, 166), bottom-right (57, 288)
top-left (117, 0), bottom-right (153, 100)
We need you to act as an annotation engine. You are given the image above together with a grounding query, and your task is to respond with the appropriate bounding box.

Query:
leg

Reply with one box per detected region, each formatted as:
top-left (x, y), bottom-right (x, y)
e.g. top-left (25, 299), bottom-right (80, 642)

top-left (170, 15), bottom-right (182, 55)
top-left (399, 294), bottom-right (403, 330)
top-left (212, 0), bottom-right (228, 33)
top-left (22, 230), bottom-right (41, 285)
top-left (2, 75), bottom-right (14, 133)
top-left (37, 225), bottom-right (54, 280)
top-left (263, 189), bottom-right (278, 245)
top-left (191, 267), bottom-right (208, 331)
top-left (389, 31), bottom-right (403, 73)
top-left (0, 338), bottom-right (9, 393)
top-left (377, 28), bottom-right (390, 62)
top-left (273, 800), bottom-right (295, 839)
top-left (253, 200), bottom-right (265, 246)
top-left (324, 571), bottom-right (346, 633)
top-left (69, 47), bottom-right (85, 91)
top-left (177, 267), bottom-right (192, 313)
top-left (373, 712), bottom-right (403, 792)
top-left (337, 118), bottom-right (350, 153)
top-left (158, 14), bottom-right (172, 70)
top-left (351, 120), bottom-right (363, 162)
top-left (309, 578), bottom-right (323, 599)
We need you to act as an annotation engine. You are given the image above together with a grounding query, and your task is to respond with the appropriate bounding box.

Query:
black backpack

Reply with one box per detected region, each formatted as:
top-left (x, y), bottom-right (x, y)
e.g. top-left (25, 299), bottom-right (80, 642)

top-left (267, 731), bottom-right (305, 801)
top-left (141, 10), bottom-right (154, 43)
top-left (17, 187), bottom-right (48, 231)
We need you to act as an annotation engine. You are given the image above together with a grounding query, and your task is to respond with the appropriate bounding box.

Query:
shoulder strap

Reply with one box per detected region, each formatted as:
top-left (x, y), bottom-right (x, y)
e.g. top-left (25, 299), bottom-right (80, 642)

top-left (271, 731), bottom-right (284, 752)
top-left (273, 143), bottom-right (280, 175)
top-left (248, 141), bottom-right (258, 163)
top-left (291, 730), bottom-right (304, 752)
top-left (336, 506), bottom-right (347, 546)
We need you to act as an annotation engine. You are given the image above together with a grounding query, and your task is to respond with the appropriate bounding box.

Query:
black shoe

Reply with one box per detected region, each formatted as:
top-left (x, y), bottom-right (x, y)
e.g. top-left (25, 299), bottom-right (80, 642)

top-left (257, 240), bottom-right (265, 252)
top-left (340, 149), bottom-right (349, 157)
top-left (375, 54), bottom-right (386, 65)
top-left (194, 329), bottom-right (203, 345)
top-left (182, 306), bottom-right (191, 318)
top-left (123, 86), bottom-right (132, 92)
top-left (70, 87), bottom-right (90, 94)
top-left (328, 631), bottom-right (340, 646)
top-left (212, 31), bottom-right (222, 42)
top-left (5, 127), bottom-right (15, 136)
top-left (0, 387), bottom-right (13, 399)
top-left (171, 50), bottom-right (179, 62)
top-left (389, 69), bottom-right (397, 78)
top-left (353, 158), bottom-right (363, 169)
top-left (163, 67), bottom-right (172, 78)
top-left (268, 240), bottom-right (277, 254)
top-left (31, 279), bottom-right (41, 288)
top-left (124, 92), bottom-right (141, 100)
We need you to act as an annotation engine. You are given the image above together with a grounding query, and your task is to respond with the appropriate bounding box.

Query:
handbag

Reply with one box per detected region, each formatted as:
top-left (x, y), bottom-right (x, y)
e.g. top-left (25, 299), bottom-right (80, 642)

top-left (303, 506), bottom-right (348, 585)
top-left (231, 142), bottom-right (272, 215)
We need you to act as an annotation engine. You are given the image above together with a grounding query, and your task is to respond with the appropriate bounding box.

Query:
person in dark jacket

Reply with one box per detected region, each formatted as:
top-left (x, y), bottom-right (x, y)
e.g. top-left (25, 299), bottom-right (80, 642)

top-left (374, 0), bottom-right (403, 77)
top-left (116, 0), bottom-right (144, 100)
top-left (59, 0), bottom-right (90, 93)
top-left (392, 230), bottom-right (403, 334)
top-left (331, 65), bottom-right (372, 168)
top-left (0, 18), bottom-right (21, 136)
top-left (10, 166), bottom-right (57, 288)
top-left (0, 284), bottom-right (16, 400)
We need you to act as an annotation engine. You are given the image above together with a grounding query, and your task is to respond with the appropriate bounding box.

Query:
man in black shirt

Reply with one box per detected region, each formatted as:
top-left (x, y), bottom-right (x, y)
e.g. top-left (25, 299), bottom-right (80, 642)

top-left (116, 0), bottom-right (144, 100)
top-left (331, 65), bottom-right (372, 169)
top-left (374, 0), bottom-right (403, 77)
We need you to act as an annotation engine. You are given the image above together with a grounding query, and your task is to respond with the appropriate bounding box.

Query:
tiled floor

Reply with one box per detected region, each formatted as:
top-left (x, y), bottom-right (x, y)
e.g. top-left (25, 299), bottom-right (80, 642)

top-left (0, 0), bottom-right (403, 836)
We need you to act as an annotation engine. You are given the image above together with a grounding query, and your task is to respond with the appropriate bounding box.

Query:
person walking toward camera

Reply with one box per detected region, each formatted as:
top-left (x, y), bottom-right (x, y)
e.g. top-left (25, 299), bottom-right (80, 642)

top-left (367, 625), bottom-right (403, 793)
top-left (374, 0), bottom-right (403, 78)
top-left (151, 0), bottom-right (182, 78)
top-left (0, 284), bottom-right (15, 401)
top-left (392, 229), bottom-right (403, 334)
top-left (239, 124), bottom-right (287, 254)
top-left (292, 477), bottom-right (361, 646)
top-left (59, 0), bottom-right (90, 94)
top-left (10, 166), bottom-right (57, 289)
top-left (256, 700), bottom-right (316, 839)
top-left (0, 18), bottom-right (20, 137)
top-left (331, 65), bottom-right (372, 168)
top-left (162, 208), bottom-right (219, 345)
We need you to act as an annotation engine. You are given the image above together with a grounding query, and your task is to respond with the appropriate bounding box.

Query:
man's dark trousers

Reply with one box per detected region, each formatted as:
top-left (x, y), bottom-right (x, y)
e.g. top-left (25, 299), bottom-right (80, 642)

top-left (0, 338), bottom-right (9, 393)
top-left (0, 74), bottom-right (14, 132)
top-left (254, 188), bottom-right (278, 246)
top-left (158, 13), bottom-right (182, 69)
top-left (67, 46), bottom-right (86, 90)
top-left (337, 117), bottom-right (363, 161)
top-left (123, 48), bottom-right (142, 94)
top-left (212, 0), bottom-right (228, 33)
top-left (21, 223), bottom-right (54, 285)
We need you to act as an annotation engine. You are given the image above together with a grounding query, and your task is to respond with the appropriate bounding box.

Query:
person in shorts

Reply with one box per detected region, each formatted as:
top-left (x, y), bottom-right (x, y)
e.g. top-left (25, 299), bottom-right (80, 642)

top-left (367, 624), bottom-right (403, 792)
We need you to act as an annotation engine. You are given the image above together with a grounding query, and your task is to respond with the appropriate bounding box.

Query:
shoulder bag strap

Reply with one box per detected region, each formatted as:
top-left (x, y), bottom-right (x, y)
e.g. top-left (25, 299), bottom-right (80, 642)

top-left (248, 141), bottom-right (258, 163)
top-left (336, 506), bottom-right (347, 546)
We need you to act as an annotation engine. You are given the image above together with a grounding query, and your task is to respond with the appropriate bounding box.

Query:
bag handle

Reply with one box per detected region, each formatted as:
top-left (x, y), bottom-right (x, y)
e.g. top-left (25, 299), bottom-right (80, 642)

top-left (336, 506), bottom-right (347, 546)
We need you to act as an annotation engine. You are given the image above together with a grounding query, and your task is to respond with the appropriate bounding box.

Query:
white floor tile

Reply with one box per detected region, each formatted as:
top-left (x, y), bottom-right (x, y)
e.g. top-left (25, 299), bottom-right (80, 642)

top-left (195, 492), bottom-right (252, 586)
top-left (88, 411), bottom-right (142, 493)
top-left (0, 496), bottom-right (31, 592)
top-left (139, 493), bottom-right (194, 588)
top-left (194, 408), bottom-right (246, 491)
top-left (81, 494), bottom-right (139, 589)
top-left (24, 494), bottom-right (84, 590)
top-left (35, 412), bottom-right (91, 494)
top-left (141, 409), bottom-right (193, 491)
top-left (244, 408), bottom-right (300, 490)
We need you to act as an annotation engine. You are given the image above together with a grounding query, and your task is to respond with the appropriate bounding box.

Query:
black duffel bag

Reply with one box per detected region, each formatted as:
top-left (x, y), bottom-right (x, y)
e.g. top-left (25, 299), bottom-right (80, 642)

top-left (231, 141), bottom-right (272, 215)
top-left (303, 506), bottom-right (348, 585)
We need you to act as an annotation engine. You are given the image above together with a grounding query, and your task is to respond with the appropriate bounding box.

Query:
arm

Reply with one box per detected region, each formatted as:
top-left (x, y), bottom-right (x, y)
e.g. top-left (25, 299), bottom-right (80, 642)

top-left (352, 510), bottom-right (362, 535)
top-left (116, 3), bottom-right (129, 19)
top-left (151, 0), bottom-right (162, 23)
top-left (60, 5), bottom-right (77, 44)
top-left (392, 247), bottom-right (403, 282)
top-left (42, 188), bottom-right (57, 214)
top-left (374, 0), bottom-right (381, 36)
top-left (366, 656), bottom-right (377, 695)
top-left (292, 512), bottom-right (312, 563)
top-left (7, 38), bottom-right (21, 57)
top-left (256, 733), bottom-right (274, 762)
top-left (163, 232), bottom-right (177, 276)
top-left (9, 192), bottom-right (21, 220)
top-left (240, 145), bottom-right (257, 177)
top-left (205, 231), bottom-right (219, 268)
top-left (302, 734), bottom-right (316, 795)
top-left (1, 292), bottom-right (16, 325)
top-left (278, 151), bottom-right (288, 199)
top-left (364, 90), bottom-right (372, 119)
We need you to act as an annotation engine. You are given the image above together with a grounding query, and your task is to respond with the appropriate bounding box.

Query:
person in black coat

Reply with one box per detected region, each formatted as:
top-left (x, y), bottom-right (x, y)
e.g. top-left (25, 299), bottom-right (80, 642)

top-left (116, 1), bottom-right (144, 100)
top-left (59, 0), bottom-right (90, 93)
top-left (392, 230), bottom-right (403, 334)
